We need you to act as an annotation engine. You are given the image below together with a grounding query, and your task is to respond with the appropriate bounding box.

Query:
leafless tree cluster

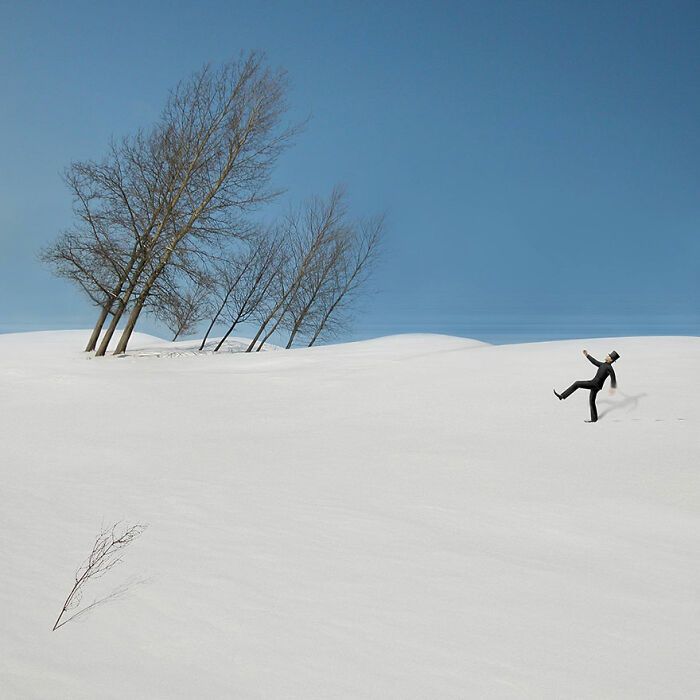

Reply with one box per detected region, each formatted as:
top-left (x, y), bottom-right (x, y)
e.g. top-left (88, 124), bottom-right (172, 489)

top-left (42, 52), bottom-right (383, 354)
top-left (53, 522), bottom-right (146, 631)
top-left (198, 187), bottom-right (383, 352)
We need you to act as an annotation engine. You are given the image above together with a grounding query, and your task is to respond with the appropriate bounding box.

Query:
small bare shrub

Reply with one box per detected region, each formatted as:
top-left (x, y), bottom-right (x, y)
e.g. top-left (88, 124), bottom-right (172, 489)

top-left (53, 522), bottom-right (147, 631)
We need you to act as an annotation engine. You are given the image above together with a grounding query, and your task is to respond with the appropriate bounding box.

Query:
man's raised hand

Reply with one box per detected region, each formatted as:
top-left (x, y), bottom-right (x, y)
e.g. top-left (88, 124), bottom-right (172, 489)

top-left (583, 349), bottom-right (589, 356)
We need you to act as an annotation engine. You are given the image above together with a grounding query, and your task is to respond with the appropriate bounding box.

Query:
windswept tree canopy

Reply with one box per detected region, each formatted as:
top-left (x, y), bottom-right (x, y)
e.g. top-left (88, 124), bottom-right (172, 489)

top-left (43, 52), bottom-right (384, 354)
top-left (43, 51), bottom-right (297, 354)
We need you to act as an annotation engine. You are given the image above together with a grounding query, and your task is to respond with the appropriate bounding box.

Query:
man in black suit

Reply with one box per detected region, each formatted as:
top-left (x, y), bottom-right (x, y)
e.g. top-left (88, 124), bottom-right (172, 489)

top-left (554, 350), bottom-right (620, 423)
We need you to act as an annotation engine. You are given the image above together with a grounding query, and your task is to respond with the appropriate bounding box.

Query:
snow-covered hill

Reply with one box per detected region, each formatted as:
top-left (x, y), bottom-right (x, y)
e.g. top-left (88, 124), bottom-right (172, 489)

top-left (1, 331), bottom-right (698, 698)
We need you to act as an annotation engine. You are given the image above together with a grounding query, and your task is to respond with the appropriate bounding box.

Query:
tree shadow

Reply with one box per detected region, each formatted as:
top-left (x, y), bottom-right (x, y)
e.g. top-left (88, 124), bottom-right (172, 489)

top-left (598, 390), bottom-right (648, 419)
top-left (54, 576), bottom-right (150, 631)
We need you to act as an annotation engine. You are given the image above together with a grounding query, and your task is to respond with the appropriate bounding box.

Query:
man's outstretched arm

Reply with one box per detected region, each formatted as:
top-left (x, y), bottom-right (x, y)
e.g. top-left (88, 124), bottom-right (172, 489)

top-left (609, 366), bottom-right (617, 389)
top-left (583, 350), bottom-right (602, 367)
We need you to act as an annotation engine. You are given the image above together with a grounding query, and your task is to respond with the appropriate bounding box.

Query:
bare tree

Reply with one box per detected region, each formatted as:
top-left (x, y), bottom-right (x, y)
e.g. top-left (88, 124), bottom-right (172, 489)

top-left (107, 54), bottom-right (295, 356)
top-left (246, 187), bottom-right (347, 352)
top-left (53, 522), bottom-right (146, 631)
top-left (43, 55), bottom-right (386, 353)
top-left (43, 52), bottom-right (297, 356)
top-left (203, 229), bottom-right (285, 351)
top-left (151, 264), bottom-right (213, 341)
top-left (78, 130), bottom-right (183, 353)
top-left (307, 214), bottom-right (384, 346)
top-left (283, 228), bottom-right (348, 349)
top-left (40, 162), bottom-right (142, 352)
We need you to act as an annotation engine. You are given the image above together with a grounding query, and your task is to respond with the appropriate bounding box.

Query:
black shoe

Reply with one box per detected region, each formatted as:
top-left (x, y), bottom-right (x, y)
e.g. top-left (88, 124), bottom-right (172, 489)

top-left (584, 419), bottom-right (598, 423)
top-left (553, 389), bottom-right (562, 400)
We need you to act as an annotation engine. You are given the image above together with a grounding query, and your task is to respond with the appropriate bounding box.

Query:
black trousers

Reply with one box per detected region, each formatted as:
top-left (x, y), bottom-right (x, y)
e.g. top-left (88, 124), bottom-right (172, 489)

top-left (560, 380), bottom-right (600, 421)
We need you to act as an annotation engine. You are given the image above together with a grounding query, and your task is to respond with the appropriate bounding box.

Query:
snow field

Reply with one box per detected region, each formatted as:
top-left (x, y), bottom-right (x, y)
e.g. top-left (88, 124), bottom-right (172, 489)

top-left (0, 331), bottom-right (698, 698)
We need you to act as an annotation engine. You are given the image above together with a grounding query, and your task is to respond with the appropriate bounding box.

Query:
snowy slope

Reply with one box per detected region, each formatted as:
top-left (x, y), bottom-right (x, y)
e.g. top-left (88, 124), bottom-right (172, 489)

top-left (0, 330), bottom-right (698, 698)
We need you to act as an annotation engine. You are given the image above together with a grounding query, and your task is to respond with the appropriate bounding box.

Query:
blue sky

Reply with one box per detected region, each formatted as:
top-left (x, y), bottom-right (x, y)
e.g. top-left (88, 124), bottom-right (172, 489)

top-left (1, 0), bottom-right (698, 343)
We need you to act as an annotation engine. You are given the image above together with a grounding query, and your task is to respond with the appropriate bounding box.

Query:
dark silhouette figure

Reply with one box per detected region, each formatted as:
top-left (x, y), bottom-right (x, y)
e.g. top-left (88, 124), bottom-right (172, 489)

top-left (554, 350), bottom-right (620, 422)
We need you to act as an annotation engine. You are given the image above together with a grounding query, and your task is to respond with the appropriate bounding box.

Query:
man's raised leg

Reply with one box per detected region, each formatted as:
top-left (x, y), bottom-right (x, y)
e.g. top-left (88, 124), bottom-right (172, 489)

top-left (560, 380), bottom-right (584, 400)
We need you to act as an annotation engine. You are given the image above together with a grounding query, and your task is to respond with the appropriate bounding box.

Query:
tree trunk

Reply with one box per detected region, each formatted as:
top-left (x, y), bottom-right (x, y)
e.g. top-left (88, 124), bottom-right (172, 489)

top-left (113, 291), bottom-right (148, 354)
top-left (113, 246), bottom-right (176, 354)
top-left (307, 279), bottom-right (353, 347)
top-left (95, 300), bottom-right (127, 356)
top-left (246, 316), bottom-right (273, 352)
top-left (199, 310), bottom-right (222, 351)
top-left (85, 304), bottom-right (111, 352)
top-left (213, 312), bottom-right (242, 352)
top-left (94, 248), bottom-right (146, 356)
top-left (96, 260), bottom-right (147, 356)
top-left (256, 312), bottom-right (285, 351)
top-left (308, 306), bottom-right (336, 347)
top-left (285, 323), bottom-right (301, 349)
top-left (200, 280), bottom-right (239, 351)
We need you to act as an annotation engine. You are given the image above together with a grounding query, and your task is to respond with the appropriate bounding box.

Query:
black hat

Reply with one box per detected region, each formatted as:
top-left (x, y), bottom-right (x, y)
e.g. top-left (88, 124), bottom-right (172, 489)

top-left (609, 350), bottom-right (620, 362)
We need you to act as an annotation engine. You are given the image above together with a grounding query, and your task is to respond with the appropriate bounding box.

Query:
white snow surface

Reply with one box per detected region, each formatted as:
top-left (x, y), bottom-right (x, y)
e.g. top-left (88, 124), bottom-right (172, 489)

top-left (1, 330), bottom-right (698, 698)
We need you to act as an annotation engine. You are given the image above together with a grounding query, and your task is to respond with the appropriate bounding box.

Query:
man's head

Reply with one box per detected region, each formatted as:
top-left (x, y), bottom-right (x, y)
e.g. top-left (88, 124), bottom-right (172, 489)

top-left (605, 350), bottom-right (620, 363)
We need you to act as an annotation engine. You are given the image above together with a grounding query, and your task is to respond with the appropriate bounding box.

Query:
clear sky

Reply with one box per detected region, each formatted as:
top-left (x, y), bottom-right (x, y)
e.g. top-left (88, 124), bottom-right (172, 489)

top-left (1, 0), bottom-right (698, 343)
